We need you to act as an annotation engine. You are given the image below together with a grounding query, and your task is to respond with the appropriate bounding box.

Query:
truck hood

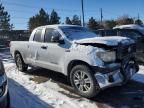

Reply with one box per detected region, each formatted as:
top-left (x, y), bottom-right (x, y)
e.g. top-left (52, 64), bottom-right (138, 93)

top-left (75, 36), bottom-right (135, 46)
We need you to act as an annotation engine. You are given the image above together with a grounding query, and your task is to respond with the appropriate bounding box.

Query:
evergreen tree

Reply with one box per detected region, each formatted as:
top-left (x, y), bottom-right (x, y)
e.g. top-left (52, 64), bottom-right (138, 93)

top-left (50, 9), bottom-right (60, 24)
top-left (65, 17), bottom-right (72, 25)
top-left (28, 8), bottom-right (49, 31)
top-left (104, 20), bottom-right (117, 29)
top-left (135, 19), bottom-right (143, 25)
top-left (117, 15), bottom-right (134, 25)
top-left (87, 17), bottom-right (100, 30)
top-left (0, 4), bottom-right (13, 30)
top-left (71, 15), bottom-right (81, 26)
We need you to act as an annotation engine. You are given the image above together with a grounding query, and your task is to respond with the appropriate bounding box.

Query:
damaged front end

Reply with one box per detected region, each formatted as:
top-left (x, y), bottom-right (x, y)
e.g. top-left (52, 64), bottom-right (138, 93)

top-left (94, 56), bottom-right (139, 89)
top-left (81, 42), bottom-right (139, 89)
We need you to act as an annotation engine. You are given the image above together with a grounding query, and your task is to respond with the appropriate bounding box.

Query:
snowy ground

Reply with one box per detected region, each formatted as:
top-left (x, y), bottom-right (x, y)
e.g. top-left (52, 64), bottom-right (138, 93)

top-left (0, 48), bottom-right (144, 108)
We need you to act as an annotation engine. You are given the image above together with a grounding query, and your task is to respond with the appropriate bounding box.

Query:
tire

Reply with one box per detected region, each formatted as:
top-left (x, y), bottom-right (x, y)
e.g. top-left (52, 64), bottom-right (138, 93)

top-left (70, 65), bottom-right (100, 98)
top-left (15, 53), bottom-right (28, 72)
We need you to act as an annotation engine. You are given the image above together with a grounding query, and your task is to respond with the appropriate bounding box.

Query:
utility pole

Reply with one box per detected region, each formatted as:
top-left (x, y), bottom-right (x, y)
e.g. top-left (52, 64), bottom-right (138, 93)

top-left (81, 0), bottom-right (85, 27)
top-left (138, 13), bottom-right (140, 20)
top-left (100, 8), bottom-right (103, 24)
top-left (80, 15), bottom-right (82, 26)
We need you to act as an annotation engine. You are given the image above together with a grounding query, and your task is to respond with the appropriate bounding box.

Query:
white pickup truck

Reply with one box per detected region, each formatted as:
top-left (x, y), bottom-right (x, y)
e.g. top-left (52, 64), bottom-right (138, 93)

top-left (10, 25), bottom-right (139, 98)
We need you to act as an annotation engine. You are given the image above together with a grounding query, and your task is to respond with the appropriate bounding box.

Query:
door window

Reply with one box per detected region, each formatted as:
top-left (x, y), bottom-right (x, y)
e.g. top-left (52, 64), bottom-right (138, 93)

top-left (44, 28), bottom-right (61, 43)
top-left (33, 29), bottom-right (42, 42)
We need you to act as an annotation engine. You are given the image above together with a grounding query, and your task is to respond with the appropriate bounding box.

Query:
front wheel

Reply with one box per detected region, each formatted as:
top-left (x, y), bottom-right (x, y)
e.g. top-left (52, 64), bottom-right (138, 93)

top-left (70, 65), bottom-right (100, 98)
top-left (15, 53), bottom-right (28, 72)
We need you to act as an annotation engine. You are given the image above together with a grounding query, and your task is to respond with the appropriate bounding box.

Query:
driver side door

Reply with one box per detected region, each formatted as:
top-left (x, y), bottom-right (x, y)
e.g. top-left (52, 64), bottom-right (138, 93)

top-left (39, 28), bottom-right (65, 72)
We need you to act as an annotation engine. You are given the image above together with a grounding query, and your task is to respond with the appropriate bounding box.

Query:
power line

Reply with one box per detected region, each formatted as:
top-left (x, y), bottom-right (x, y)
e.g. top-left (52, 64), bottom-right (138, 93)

top-left (3, 1), bottom-right (102, 13)
top-left (3, 1), bottom-right (126, 17)
top-left (2, 1), bottom-right (144, 19)
top-left (3, 1), bottom-right (81, 12)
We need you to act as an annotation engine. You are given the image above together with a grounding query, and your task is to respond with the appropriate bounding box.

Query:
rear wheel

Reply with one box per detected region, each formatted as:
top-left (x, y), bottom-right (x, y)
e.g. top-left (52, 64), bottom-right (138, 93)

top-left (70, 65), bottom-right (100, 98)
top-left (15, 53), bottom-right (28, 72)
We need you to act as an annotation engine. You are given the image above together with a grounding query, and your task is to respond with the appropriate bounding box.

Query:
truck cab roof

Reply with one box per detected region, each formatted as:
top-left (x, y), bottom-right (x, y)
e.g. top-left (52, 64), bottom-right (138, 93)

top-left (35, 24), bottom-right (81, 29)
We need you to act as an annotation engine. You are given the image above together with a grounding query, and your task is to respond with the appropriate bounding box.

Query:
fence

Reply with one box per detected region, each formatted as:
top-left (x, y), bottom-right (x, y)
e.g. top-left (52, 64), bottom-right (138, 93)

top-left (0, 30), bottom-right (30, 47)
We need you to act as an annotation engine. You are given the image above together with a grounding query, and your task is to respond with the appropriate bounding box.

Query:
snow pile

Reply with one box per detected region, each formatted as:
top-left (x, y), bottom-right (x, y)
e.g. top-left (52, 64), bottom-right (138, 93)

top-left (5, 63), bottom-right (97, 108)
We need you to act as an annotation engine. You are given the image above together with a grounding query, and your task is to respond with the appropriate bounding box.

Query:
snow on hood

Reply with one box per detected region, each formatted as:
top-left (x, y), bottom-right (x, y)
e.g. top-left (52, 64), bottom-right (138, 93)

top-left (113, 24), bottom-right (144, 30)
top-left (113, 24), bottom-right (144, 35)
top-left (74, 36), bottom-right (135, 46)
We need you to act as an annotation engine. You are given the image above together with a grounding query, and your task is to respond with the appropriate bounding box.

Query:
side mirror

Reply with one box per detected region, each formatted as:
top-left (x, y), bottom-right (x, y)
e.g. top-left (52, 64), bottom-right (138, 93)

top-left (51, 36), bottom-right (65, 44)
top-left (51, 35), bottom-right (60, 42)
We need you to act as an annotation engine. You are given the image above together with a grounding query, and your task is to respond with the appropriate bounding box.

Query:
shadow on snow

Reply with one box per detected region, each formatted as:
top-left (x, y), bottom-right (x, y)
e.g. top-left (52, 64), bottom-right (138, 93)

top-left (8, 78), bottom-right (52, 108)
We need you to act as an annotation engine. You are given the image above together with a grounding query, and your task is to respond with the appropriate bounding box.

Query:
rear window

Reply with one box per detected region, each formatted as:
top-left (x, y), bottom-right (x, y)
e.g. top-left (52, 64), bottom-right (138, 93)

top-left (33, 29), bottom-right (42, 42)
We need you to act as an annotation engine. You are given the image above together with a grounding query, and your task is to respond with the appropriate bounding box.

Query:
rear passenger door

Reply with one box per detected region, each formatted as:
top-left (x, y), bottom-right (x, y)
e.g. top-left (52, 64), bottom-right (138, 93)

top-left (29, 28), bottom-right (45, 66)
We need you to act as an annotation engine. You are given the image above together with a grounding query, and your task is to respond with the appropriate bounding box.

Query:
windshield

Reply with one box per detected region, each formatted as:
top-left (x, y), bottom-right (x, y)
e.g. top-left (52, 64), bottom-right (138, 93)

top-left (60, 26), bottom-right (97, 40)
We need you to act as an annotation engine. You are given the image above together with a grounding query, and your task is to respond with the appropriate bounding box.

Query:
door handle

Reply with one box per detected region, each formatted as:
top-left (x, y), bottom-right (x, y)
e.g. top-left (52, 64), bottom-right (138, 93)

top-left (41, 46), bottom-right (47, 49)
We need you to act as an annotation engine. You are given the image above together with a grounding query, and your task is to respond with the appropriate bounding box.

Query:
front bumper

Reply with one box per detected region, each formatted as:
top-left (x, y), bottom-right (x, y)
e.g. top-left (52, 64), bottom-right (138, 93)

top-left (0, 74), bottom-right (9, 108)
top-left (92, 58), bottom-right (139, 89)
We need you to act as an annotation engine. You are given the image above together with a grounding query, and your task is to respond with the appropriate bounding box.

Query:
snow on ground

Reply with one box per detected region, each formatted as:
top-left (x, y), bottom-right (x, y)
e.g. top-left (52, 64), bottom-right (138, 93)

top-left (132, 66), bottom-right (144, 83)
top-left (6, 64), bottom-right (144, 108)
top-left (1, 49), bottom-right (97, 108)
top-left (6, 63), bottom-right (97, 108)
top-left (0, 48), bottom-right (144, 108)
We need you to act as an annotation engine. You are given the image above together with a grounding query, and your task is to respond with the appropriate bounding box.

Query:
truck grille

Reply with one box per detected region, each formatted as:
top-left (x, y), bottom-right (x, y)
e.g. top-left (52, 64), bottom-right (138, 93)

top-left (117, 44), bottom-right (136, 60)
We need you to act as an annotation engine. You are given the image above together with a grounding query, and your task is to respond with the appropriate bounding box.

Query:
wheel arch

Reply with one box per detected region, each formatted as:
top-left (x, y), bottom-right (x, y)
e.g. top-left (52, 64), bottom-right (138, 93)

top-left (14, 50), bottom-right (25, 63)
top-left (67, 60), bottom-right (94, 81)
top-left (14, 50), bottom-right (21, 58)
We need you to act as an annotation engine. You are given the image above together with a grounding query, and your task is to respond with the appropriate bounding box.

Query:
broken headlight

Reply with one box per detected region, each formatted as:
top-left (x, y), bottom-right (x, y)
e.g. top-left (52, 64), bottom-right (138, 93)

top-left (97, 51), bottom-right (116, 62)
top-left (0, 61), bottom-right (5, 76)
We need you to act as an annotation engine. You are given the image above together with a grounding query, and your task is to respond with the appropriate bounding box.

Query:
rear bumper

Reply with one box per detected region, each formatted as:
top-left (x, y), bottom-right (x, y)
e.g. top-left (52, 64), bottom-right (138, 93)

top-left (92, 59), bottom-right (139, 89)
